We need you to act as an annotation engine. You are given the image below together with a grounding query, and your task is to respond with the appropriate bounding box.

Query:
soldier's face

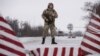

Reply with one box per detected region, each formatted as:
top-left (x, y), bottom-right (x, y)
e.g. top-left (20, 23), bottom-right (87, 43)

top-left (48, 4), bottom-right (53, 9)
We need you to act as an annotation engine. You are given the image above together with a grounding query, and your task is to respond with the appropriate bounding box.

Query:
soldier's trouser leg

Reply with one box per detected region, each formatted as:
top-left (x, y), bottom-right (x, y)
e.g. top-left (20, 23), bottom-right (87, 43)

top-left (50, 25), bottom-right (57, 44)
top-left (42, 24), bottom-right (49, 44)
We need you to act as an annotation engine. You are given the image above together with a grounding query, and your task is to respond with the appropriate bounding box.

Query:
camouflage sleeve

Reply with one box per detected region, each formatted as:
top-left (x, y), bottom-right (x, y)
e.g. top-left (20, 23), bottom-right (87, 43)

top-left (42, 10), bottom-right (47, 20)
top-left (53, 10), bottom-right (58, 18)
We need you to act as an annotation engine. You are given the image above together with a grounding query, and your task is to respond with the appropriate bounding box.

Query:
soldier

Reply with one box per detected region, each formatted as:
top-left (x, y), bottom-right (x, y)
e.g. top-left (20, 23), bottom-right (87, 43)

top-left (42, 3), bottom-right (58, 44)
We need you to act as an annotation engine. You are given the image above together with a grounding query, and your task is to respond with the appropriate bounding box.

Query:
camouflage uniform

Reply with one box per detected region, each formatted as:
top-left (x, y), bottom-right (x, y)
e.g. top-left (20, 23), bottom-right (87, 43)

top-left (42, 8), bottom-right (58, 38)
top-left (42, 3), bottom-right (58, 44)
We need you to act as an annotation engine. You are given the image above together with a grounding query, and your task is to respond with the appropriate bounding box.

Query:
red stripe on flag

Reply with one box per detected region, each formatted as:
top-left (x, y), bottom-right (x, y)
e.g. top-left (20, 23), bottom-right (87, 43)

top-left (43, 48), bottom-right (49, 56)
top-left (78, 48), bottom-right (81, 56)
top-left (91, 14), bottom-right (100, 22)
top-left (69, 47), bottom-right (74, 56)
top-left (0, 26), bottom-right (16, 35)
top-left (31, 51), bottom-right (36, 56)
top-left (87, 29), bottom-right (100, 37)
top-left (37, 48), bottom-right (40, 56)
top-left (0, 17), bottom-right (7, 23)
top-left (30, 48), bottom-right (40, 56)
top-left (89, 22), bottom-right (100, 29)
top-left (84, 35), bottom-right (100, 45)
top-left (53, 47), bottom-right (58, 56)
top-left (81, 48), bottom-right (91, 55)
top-left (61, 47), bottom-right (66, 56)
top-left (0, 35), bottom-right (24, 48)
top-left (82, 42), bottom-right (100, 53)
top-left (87, 27), bottom-right (100, 35)
top-left (89, 22), bottom-right (100, 30)
top-left (0, 44), bottom-right (25, 56)
top-left (78, 48), bottom-right (84, 56)
top-left (0, 53), bottom-right (6, 56)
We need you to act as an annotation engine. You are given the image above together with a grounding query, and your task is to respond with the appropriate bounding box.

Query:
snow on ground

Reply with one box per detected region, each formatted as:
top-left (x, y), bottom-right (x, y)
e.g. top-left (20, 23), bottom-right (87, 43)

top-left (19, 36), bottom-right (100, 56)
top-left (19, 36), bottom-right (83, 50)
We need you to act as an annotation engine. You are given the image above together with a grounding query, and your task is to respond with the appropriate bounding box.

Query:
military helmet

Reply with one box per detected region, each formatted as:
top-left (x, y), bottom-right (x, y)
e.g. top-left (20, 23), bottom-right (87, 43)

top-left (48, 3), bottom-right (54, 9)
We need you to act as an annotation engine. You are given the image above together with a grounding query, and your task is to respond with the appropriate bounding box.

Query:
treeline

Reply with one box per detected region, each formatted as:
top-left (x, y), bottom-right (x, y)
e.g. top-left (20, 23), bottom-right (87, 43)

top-left (6, 18), bottom-right (83, 37)
top-left (6, 19), bottom-right (43, 37)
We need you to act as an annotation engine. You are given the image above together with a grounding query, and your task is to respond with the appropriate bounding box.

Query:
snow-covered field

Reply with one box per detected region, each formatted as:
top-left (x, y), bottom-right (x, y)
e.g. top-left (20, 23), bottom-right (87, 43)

top-left (19, 36), bottom-right (100, 56)
top-left (19, 36), bottom-right (83, 50)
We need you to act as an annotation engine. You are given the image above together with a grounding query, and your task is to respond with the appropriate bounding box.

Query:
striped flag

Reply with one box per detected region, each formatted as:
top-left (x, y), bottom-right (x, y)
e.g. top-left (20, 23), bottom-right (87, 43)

top-left (29, 48), bottom-right (40, 56)
top-left (30, 47), bottom-right (81, 56)
top-left (0, 16), bottom-right (26, 56)
top-left (81, 12), bottom-right (100, 55)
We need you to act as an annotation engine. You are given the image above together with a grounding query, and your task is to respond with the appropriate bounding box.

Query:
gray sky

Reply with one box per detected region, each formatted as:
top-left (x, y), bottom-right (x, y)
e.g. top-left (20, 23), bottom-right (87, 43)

top-left (0, 0), bottom-right (96, 32)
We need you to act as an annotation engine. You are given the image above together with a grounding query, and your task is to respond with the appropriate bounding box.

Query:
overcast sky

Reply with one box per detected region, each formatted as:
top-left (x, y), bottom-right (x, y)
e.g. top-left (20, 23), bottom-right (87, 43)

top-left (0, 0), bottom-right (96, 32)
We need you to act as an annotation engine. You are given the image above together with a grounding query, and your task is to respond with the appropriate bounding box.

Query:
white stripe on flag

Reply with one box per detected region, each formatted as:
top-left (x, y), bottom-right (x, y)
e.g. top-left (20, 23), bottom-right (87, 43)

top-left (73, 47), bottom-right (79, 56)
top-left (0, 21), bottom-right (12, 31)
top-left (88, 25), bottom-right (100, 33)
top-left (85, 32), bottom-right (100, 42)
top-left (83, 39), bottom-right (100, 50)
top-left (90, 19), bottom-right (100, 27)
top-left (81, 45), bottom-right (98, 54)
top-left (48, 47), bottom-right (53, 56)
top-left (0, 31), bottom-right (20, 42)
top-left (41, 47), bottom-right (46, 56)
top-left (0, 40), bottom-right (25, 53)
top-left (65, 47), bottom-right (70, 56)
top-left (57, 47), bottom-right (62, 56)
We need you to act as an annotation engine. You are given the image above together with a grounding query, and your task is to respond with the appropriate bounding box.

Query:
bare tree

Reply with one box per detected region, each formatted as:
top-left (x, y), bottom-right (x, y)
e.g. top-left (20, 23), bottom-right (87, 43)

top-left (83, 0), bottom-right (100, 15)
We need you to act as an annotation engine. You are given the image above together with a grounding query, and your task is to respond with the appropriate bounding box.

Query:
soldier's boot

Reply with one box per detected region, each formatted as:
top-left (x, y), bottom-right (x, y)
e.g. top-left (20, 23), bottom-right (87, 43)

top-left (42, 38), bottom-right (45, 44)
top-left (52, 38), bottom-right (57, 44)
